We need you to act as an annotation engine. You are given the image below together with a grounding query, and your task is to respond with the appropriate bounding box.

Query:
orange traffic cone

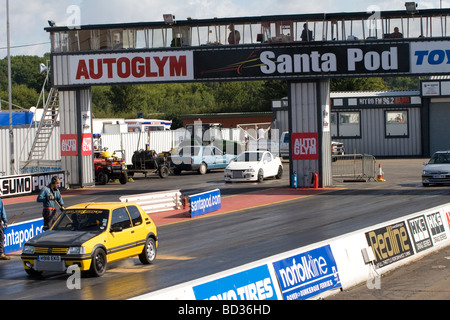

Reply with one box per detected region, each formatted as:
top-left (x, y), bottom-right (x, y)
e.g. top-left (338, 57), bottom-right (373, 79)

top-left (377, 164), bottom-right (385, 182)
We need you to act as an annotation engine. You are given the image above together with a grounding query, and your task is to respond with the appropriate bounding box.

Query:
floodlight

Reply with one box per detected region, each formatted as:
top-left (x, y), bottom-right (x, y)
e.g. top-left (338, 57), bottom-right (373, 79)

top-left (405, 2), bottom-right (418, 14)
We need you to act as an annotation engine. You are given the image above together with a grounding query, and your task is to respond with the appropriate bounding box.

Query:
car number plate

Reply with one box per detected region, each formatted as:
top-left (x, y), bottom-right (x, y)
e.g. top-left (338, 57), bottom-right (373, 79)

top-left (433, 174), bottom-right (446, 179)
top-left (37, 255), bottom-right (61, 262)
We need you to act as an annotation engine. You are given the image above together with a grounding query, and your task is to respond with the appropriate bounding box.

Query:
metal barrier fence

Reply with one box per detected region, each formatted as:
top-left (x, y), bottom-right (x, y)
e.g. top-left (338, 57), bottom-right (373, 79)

top-left (331, 154), bottom-right (377, 182)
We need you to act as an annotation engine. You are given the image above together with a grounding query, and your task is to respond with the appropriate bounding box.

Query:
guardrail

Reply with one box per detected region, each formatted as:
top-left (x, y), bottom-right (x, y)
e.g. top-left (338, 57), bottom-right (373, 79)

top-left (132, 202), bottom-right (450, 300)
top-left (119, 189), bottom-right (182, 213)
top-left (331, 154), bottom-right (377, 182)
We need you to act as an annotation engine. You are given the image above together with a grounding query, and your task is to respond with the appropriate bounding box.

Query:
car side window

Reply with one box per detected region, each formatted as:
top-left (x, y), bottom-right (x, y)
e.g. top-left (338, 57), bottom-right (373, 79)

top-left (111, 207), bottom-right (132, 230)
top-left (127, 206), bottom-right (143, 226)
top-left (263, 153), bottom-right (272, 162)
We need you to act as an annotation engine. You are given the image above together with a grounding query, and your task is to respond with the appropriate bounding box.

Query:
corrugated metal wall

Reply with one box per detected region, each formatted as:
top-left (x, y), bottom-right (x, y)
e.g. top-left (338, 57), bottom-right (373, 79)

top-left (290, 82), bottom-right (320, 187)
top-left (0, 126), bottom-right (60, 176)
top-left (0, 127), bottom-right (243, 176)
top-left (332, 107), bottom-right (422, 157)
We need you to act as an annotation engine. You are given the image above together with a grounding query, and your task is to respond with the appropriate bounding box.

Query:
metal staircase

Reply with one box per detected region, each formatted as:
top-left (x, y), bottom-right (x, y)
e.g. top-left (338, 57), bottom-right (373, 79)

top-left (27, 87), bottom-right (59, 161)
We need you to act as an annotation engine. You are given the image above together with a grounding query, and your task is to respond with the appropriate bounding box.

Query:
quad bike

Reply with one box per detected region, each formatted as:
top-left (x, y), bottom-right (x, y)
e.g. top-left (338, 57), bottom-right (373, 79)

top-left (94, 149), bottom-right (128, 185)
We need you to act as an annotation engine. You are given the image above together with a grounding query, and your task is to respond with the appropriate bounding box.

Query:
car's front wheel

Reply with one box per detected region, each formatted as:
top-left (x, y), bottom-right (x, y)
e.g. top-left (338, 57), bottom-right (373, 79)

top-left (90, 248), bottom-right (107, 277)
top-left (257, 169), bottom-right (264, 183)
top-left (276, 166), bottom-right (283, 179)
top-left (139, 237), bottom-right (157, 264)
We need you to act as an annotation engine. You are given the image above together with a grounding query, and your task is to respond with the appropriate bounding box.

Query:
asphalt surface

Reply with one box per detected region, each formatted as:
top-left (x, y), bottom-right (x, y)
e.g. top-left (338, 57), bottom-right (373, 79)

top-left (1, 158), bottom-right (450, 300)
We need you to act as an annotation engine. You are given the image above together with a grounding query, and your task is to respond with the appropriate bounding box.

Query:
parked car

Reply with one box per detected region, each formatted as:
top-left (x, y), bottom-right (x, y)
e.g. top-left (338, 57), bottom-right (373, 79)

top-left (21, 202), bottom-right (158, 277)
top-left (331, 141), bottom-right (345, 155)
top-left (279, 132), bottom-right (345, 159)
top-left (224, 150), bottom-right (283, 182)
top-left (170, 145), bottom-right (236, 175)
top-left (422, 151), bottom-right (450, 186)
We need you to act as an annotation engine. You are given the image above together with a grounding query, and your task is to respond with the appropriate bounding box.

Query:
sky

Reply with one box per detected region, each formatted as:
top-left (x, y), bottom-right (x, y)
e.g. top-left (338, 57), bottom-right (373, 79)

top-left (0, 0), bottom-right (448, 58)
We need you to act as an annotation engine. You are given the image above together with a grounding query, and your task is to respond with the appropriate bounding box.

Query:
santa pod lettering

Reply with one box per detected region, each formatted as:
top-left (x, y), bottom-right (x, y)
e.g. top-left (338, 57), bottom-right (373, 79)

top-left (260, 51), bottom-right (337, 74)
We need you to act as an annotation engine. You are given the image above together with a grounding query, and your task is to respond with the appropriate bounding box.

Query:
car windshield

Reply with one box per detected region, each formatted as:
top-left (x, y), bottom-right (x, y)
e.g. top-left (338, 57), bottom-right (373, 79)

top-left (52, 209), bottom-right (109, 231)
top-left (429, 153), bottom-right (450, 164)
top-left (236, 152), bottom-right (264, 162)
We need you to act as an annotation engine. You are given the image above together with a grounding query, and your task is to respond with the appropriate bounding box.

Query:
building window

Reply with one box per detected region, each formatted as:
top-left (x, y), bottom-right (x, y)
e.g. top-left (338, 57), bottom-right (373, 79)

top-left (331, 111), bottom-right (361, 138)
top-left (385, 110), bottom-right (408, 137)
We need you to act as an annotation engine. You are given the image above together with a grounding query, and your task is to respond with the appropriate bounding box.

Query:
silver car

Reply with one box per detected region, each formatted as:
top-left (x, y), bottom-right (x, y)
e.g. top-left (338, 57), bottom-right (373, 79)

top-left (422, 151), bottom-right (450, 186)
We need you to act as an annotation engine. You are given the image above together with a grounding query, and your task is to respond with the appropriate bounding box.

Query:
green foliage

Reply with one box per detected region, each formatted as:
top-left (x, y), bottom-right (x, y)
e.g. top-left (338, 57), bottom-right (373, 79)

top-left (331, 77), bottom-right (388, 91)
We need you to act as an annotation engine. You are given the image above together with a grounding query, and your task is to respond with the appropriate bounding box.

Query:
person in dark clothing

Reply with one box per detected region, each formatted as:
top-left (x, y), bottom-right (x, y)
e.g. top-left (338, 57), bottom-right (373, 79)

top-left (301, 23), bottom-right (313, 41)
top-left (0, 198), bottom-right (9, 260)
top-left (37, 176), bottom-right (65, 231)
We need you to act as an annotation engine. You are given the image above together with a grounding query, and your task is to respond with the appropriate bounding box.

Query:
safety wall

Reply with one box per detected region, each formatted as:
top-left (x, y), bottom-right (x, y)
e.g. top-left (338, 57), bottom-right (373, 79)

top-left (132, 202), bottom-right (450, 300)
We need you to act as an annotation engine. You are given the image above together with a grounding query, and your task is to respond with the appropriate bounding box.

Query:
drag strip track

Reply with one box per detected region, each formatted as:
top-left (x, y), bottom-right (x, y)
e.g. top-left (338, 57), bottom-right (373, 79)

top-left (0, 159), bottom-right (449, 300)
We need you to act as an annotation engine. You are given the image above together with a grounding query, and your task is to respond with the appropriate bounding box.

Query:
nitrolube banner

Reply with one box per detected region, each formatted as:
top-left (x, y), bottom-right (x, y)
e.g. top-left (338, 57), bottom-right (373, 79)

top-left (271, 245), bottom-right (341, 300)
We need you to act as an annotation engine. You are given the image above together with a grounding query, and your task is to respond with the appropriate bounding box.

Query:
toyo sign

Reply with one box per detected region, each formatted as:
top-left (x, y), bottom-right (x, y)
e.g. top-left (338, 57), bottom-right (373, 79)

top-left (411, 41), bottom-right (450, 74)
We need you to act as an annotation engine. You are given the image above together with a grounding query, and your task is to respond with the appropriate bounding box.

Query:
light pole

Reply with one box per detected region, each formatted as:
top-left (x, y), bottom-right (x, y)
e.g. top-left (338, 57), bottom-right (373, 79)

top-left (6, 0), bottom-right (14, 175)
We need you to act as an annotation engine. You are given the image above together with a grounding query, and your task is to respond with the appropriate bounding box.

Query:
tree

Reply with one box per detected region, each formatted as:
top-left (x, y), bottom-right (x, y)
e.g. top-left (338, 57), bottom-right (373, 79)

top-left (331, 77), bottom-right (388, 91)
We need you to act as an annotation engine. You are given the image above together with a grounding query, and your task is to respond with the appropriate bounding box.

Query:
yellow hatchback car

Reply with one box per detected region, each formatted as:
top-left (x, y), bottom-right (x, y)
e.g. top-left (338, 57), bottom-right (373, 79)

top-left (21, 202), bottom-right (158, 277)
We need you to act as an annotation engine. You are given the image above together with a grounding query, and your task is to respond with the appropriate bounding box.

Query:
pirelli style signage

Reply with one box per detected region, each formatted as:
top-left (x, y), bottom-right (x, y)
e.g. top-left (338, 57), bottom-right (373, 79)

top-left (51, 40), bottom-right (450, 87)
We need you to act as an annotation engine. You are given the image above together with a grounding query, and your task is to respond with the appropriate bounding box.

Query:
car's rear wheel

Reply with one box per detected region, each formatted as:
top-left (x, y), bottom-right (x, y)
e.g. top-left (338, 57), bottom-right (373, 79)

top-left (90, 248), bottom-right (107, 277)
top-left (139, 237), bottom-right (157, 265)
top-left (199, 162), bottom-right (207, 175)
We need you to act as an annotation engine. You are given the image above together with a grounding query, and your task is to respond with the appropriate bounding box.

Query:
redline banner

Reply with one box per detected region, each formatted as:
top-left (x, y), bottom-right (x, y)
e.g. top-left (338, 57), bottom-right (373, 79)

top-left (292, 132), bottom-right (319, 160)
top-left (68, 51), bottom-right (194, 85)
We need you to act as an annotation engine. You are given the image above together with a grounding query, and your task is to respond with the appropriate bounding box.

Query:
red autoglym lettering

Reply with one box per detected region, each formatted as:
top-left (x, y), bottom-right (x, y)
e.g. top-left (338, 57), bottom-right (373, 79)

top-left (170, 55), bottom-right (187, 77)
top-left (103, 58), bottom-right (116, 78)
top-left (89, 59), bottom-right (103, 79)
top-left (154, 56), bottom-right (169, 77)
top-left (117, 57), bottom-right (131, 78)
top-left (145, 57), bottom-right (157, 77)
top-left (131, 57), bottom-right (145, 78)
top-left (76, 60), bottom-right (90, 80)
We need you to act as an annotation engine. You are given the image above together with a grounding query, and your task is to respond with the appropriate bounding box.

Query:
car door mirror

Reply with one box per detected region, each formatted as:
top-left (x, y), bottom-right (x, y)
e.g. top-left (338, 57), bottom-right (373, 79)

top-left (110, 225), bottom-right (123, 232)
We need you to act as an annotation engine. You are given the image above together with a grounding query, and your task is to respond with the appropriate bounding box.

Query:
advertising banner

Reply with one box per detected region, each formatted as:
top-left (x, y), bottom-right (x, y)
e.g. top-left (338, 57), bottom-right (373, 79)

top-left (365, 221), bottom-right (414, 268)
top-left (192, 264), bottom-right (279, 300)
top-left (292, 132), bottom-right (319, 160)
top-left (190, 189), bottom-right (221, 218)
top-left (4, 218), bottom-right (44, 254)
top-left (67, 51), bottom-right (194, 86)
top-left (194, 43), bottom-right (410, 80)
top-left (271, 245), bottom-right (341, 300)
top-left (0, 171), bottom-right (66, 198)
top-left (407, 215), bottom-right (433, 253)
top-left (425, 210), bottom-right (448, 245)
top-left (410, 41), bottom-right (450, 74)
top-left (61, 134), bottom-right (78, 156)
